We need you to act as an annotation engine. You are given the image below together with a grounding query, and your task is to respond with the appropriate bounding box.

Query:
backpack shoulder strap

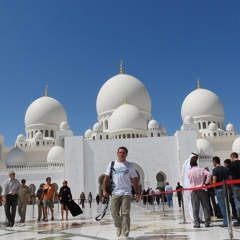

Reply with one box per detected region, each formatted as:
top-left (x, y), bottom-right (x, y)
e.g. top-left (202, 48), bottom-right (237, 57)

top-left (109, 161), bottom-right (115, 179)
top-left (95, 198), bottom-right (109, 221)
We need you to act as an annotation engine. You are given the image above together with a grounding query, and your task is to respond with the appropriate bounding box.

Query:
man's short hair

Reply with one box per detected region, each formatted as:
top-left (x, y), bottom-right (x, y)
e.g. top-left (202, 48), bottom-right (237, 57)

top-left (224, 159), bottom-right (231, 165)
top-left (190, 158), bottom-right (198, 167)
top-left (21, 179), bottom-right (26, 184)
top-left (118, 146), bottom-right (128, 154)
top-left (212, 156), bottom-right (220, 164)
top-left (230, 152), bottom-right (238, 159)
top-left (8, 171), bottom-right (15, 176)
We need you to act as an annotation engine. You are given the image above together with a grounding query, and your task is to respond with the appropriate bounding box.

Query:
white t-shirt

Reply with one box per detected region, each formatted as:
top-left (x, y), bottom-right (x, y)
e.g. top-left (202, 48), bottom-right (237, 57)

top-left (105, 160), bottom-right (138, 196)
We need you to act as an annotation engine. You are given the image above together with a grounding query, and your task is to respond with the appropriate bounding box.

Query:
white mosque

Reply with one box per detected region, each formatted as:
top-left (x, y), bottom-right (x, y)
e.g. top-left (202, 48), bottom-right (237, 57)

top-left (0, 64), bottom-right (239, 199)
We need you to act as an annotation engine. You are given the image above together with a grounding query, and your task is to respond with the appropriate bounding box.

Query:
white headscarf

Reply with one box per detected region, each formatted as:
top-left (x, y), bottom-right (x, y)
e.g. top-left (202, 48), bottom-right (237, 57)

top-left (181, 153), bottom-right (203, 220)
top-left (181, 153), bottom-right (198, 188)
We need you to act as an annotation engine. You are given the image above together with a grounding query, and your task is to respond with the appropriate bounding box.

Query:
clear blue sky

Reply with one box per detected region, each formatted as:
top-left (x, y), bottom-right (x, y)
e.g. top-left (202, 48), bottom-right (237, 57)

top-left (0, 1), bottom-right (239, 146)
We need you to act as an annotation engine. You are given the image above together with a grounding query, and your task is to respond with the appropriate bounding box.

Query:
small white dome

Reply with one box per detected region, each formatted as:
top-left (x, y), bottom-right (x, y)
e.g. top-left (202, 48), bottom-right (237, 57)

top-left (148, 120), bottom-right (159, 130)
top-left (35, 131), bottom-right (43, 139)
top-left (60, 121), bottom-right (69, 130)
top-left (17, 134), bottom-right (25, 141)
top-left (109, 104), bottom-right (146, 132)
top-left (25, 96), bottom-right (67, 127)
top-left (209, 122), bottom-right (217, 130)
top-left (183, 114), bottom-right (194, 124)
top-left (93, 122), bottom-right (103, 132)
top-left (197, 139), bottom-right (214, 155)
top-left (47, 146), bottom-right (64, 163)
top-left (5, 147), bottom-right (27, 167)
top-left (232, 137), bottom-right (240, 153)
top-left (85, 129), bottom-right (93, 138)
top-left (96, 74), bottom-right (151, 116)
top-left (159, 125), bottom-right (166, 134)
top-left (226, 123), bottom-right (235, 131)
top-left (181, 88), bottom-right (224, 120)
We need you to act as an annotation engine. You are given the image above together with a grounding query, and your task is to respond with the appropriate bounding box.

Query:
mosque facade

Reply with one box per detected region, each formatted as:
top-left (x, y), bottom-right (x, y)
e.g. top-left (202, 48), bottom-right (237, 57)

top-left (0, 65), bottom-right (239, 199)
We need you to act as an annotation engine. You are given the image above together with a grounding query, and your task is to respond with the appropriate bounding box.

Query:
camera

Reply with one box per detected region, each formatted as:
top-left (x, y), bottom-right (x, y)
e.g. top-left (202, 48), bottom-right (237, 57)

top-left (102, 197), bottom-right (109, 204)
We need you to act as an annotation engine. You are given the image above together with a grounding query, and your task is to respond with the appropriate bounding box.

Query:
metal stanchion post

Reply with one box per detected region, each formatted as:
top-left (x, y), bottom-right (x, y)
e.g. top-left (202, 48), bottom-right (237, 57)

top-left (146, 195), bottom-right (148, 210)
top-left (32, 198), bottom-right (35, 218)
top-left (152, 195), bottom-right (155, 212)
top-left (162, 194), bottom-right (166, 216)
top-left (179, 188), bottom-right (190, 224)
top-left (223, 180), bottom-right (234, 240)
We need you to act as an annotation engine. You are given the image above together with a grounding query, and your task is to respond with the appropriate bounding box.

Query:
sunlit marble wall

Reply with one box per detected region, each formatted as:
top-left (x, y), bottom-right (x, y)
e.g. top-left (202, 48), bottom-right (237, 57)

top-left (64, 130), bottom-right (198, 199)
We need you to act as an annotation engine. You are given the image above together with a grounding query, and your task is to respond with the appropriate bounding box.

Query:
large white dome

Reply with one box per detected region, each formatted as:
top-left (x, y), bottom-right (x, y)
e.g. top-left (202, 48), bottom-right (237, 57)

top-left (60, 121), bottom-right (69, 130)
top-left (47, 146), bottom-right (64, 163)
top-left (197, 139), bottom-right (214, 155)
top-left (232, 137), bottom-right (240, 153)
top-left (96, 74), bottom-right (151, 116)
top-left (208, 122), bottom-right (217, 130)
top-left (85, 129), bottom-right (93, 138)
top-left (5, 147), bottom-right (27, 167)
top-left (25, 96), bottom-right (67, 127)
top-left (109, 104), bottom-right (147, 132)
top-left (183, 114), bottom-right (194, 124)
top-left (226, 123), bottom-right (235, 131)
top-left (17, 134), bottom-right (25, 141)
top-left (148, 119), bottom-right (159, 130)
top-left (181, 88), bottom-right (224, 120)
top-left (93, 122), bottom-right (103, 132)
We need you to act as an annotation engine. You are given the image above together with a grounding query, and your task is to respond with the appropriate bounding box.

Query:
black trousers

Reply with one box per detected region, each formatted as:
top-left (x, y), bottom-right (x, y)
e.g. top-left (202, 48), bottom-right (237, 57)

top-left (177, 194), bottom-right (182, 207)
top-left (80, 199), bottom-right (85, 208)
top-left (5, 194), bottom-right (18, 224)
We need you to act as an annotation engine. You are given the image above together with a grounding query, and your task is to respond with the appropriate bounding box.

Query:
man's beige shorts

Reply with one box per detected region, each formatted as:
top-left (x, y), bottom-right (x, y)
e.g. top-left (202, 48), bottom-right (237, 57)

top-left (43, 198), bottom-right (53, 208)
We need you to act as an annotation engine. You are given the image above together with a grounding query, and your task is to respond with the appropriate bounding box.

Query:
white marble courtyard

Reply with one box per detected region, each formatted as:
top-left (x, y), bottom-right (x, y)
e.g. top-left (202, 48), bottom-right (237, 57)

top-left (0, 198), bottom-right (240, 240)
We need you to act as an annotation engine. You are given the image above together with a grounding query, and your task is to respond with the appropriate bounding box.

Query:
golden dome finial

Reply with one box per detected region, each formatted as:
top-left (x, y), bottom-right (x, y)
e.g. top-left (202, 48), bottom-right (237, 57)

top-left (45, 85), bottom-right (49, 96)
top-left (197, 78), bottom-right (200, 89)
top-left (120, 60), bottom-right (124, 74)
top-left (124, 96), bottom-right (128, 104)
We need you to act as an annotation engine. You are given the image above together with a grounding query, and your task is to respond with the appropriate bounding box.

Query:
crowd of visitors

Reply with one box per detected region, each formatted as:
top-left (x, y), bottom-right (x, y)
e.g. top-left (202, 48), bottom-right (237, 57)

top-left (1, 148), bottom-right (239, 239)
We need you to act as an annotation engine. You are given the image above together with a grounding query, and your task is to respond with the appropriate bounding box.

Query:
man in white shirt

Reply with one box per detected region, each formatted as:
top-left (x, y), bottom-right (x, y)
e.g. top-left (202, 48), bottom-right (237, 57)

top-left (103, 146), bottom-right (140, 240)
top-left (2, 171), bottom-right (21, 227)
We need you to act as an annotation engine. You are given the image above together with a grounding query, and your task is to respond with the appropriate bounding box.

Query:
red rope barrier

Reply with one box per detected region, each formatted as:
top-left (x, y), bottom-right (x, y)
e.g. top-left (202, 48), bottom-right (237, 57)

top-left (0, 179), bottom-right (239, 202)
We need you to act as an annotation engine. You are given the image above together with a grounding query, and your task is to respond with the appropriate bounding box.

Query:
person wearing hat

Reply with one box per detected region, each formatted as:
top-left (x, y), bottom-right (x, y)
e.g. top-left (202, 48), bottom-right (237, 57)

top-left (2, 171), bottom-right (21, 227)
top-left (18, 179), bottom-right (31, 223)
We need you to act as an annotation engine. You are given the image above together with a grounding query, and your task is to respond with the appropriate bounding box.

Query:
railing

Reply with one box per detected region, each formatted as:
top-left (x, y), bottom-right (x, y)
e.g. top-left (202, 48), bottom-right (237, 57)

top-left (0, 163), bottom-right (64, 172)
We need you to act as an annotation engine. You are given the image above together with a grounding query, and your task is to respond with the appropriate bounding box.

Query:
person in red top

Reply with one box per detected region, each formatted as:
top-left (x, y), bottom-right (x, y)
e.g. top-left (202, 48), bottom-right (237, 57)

top-left (188, 159), bottom-right (212, 228)
top-left (42, 177), bottom-right (55, 222)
